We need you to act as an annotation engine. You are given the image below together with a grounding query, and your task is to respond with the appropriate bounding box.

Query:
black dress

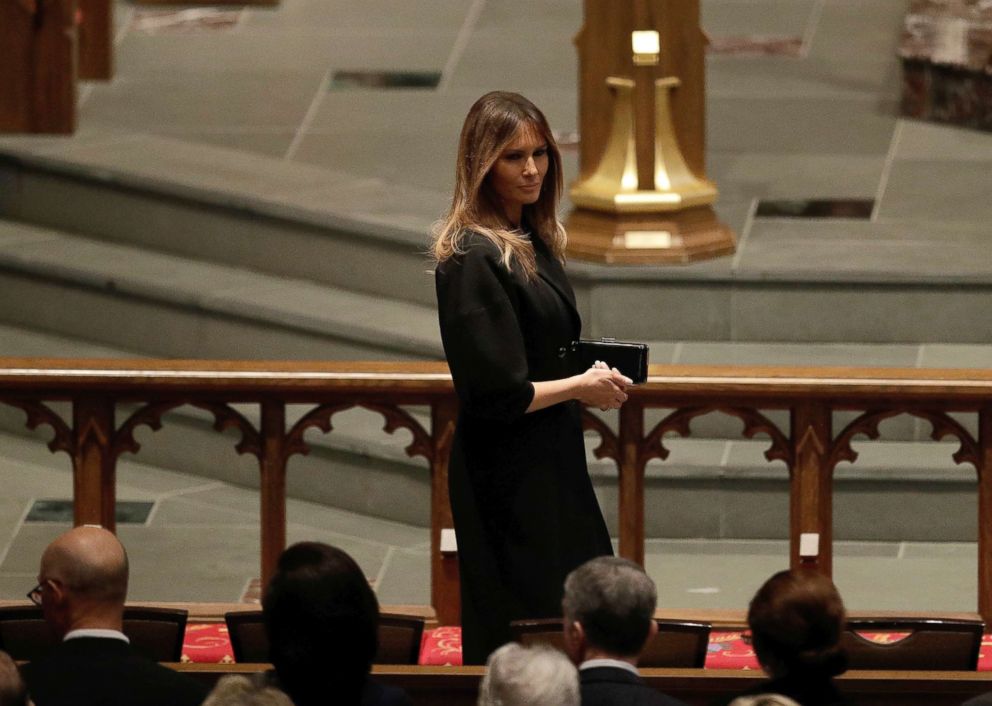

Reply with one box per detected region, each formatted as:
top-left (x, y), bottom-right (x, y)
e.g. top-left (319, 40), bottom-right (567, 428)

top-left (435, 230), bottom-right (613, 664)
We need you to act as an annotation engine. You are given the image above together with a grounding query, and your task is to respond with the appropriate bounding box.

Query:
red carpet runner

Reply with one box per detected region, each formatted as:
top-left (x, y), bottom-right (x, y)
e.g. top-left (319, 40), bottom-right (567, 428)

top-left (181, 624), bottom-right (992, 669)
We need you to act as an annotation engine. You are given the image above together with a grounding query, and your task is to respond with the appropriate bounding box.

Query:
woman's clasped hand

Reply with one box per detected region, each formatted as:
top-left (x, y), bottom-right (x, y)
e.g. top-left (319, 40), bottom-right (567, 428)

top-left (579, 361), bottom-right (632, 411)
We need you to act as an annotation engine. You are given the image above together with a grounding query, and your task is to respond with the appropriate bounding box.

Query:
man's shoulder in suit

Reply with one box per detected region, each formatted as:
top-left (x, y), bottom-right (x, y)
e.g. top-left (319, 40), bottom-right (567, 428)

top-left (580, 666), bottom-right (689, 706)
top-left (22, 637), bottom-right (207, 706)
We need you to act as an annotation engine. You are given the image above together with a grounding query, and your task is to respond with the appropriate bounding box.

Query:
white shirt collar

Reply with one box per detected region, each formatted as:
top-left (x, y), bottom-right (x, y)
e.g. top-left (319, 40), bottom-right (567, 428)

top-left (63, 628), bottom-right (130, 643)
top-left (579, 658), bottom-right (639, 675)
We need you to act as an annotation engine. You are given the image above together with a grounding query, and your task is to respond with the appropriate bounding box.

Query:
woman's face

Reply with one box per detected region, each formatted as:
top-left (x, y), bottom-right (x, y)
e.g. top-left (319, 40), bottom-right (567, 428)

top-left (486, 123), bottom-right (549, 225)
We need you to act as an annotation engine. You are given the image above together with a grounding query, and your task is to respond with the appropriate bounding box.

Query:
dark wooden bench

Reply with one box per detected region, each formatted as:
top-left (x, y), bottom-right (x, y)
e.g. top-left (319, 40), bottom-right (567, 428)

top-left (172, 663), bottom-right (992, 706)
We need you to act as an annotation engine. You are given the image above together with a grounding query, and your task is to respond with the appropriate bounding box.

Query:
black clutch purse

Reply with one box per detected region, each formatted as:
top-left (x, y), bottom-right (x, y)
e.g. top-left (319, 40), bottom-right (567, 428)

top-left (568, 338), bottom-right (649, 384)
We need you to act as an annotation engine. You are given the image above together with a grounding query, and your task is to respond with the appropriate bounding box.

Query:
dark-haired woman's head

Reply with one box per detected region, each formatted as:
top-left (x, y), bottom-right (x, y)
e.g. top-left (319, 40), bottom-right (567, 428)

top-left (432, 91), bottom-right (567, 276)
top-left (747, 569), bottom-right (848, 680)
top-left (263, 542), bottom-right (379, 706)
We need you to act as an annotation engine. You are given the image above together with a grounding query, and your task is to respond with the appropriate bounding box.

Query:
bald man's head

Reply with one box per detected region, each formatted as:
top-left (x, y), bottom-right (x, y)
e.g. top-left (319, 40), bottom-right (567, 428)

top-left (38, 526), bottom-right (129, 633)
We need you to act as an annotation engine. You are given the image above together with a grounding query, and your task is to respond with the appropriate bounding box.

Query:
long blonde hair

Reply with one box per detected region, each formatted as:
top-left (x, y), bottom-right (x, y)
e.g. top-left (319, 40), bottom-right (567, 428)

top-left (431, 91), bottom-right (566, 278)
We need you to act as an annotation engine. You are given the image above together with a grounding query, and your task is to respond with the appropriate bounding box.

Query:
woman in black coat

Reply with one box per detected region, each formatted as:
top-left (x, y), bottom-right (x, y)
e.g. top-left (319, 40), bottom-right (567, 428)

top-left (432, 91), bottom-right (630, 664)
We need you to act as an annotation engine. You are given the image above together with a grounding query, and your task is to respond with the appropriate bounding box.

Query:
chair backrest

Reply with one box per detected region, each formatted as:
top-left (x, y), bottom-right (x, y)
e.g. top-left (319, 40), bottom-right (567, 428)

top-left (122, 607), bottom-right (188, 662)
top-left (0, 605), bottom-right (188, 662)
top-left (510, 617), bottom-right (711, 668)
top-left (0, 606), bottom-right (55, 661)
top-left (225, 610), bottom-right (425, 665)
top-left (841, 617), bottom-right (985, 671)
top-left (225, 610), bottom-right (268, 663)
top-left (376, 613), bottom-right (425, 665)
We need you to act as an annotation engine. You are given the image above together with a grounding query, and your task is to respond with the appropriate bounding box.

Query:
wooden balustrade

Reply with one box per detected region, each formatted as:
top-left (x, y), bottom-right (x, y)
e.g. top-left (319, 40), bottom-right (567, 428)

top-left (2, 359), bottom-right (992, 624)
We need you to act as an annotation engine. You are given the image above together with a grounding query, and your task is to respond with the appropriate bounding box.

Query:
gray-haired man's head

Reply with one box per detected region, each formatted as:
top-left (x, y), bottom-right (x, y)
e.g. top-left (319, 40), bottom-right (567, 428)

top-left (562, 556), bottom-right (657, 661)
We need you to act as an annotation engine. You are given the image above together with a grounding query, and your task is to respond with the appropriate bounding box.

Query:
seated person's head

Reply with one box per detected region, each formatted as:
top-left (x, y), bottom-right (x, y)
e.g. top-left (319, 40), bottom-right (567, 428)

top-left (729, 696), bottom-right (801, 706)
top-left (0, 651), bottom-right (31, 706)
top-left (561, 556), bottom-right (657, 664)
top-left (479, 643), bottom-right (578, 706)
top-left (263, 542), bottom-right (378, 706)
top-left (202, 675), bottom-right (293, 706)
top-left (34, 526), bottom-right (128, 638)
top-left (747, 569), bottom-right (847, 680)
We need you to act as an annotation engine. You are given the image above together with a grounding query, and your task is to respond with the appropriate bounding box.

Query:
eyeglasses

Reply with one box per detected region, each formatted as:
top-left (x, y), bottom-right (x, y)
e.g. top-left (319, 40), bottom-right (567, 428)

top-left (27, 581), bottom-right (46, 607)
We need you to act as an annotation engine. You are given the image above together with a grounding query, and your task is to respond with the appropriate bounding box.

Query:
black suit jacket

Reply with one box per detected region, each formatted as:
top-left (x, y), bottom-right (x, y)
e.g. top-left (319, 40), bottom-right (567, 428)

top-left (581, 666), bottom-right (689, 706)
top-left (21, 637), bottom-right (208, 706)
top-left (436, 231), bottom-right (612, 663)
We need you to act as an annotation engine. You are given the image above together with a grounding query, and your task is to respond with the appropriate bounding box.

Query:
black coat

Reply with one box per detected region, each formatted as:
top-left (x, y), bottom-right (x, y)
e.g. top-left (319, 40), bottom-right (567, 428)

top-left (436, 231), bottom-right (613, 664)
top-left (21, 637), bottom-right (208, 706)
top-left (581, 666), bottom-right (689, 706)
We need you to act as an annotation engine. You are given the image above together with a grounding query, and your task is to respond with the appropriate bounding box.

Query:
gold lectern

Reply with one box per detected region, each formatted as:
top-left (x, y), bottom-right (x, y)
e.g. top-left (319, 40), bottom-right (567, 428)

top-left (568, 0), bottom-right (736, 264)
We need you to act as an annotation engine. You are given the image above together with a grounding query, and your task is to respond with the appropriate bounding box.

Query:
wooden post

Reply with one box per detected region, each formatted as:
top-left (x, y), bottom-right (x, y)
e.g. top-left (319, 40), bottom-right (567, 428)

top-left (77, 0), bottom-right (113, 80)
top-left (0, 0), bottom-right (77, 133)
top-left (258, 400), bottom-right (287, 590)
top-left (71, 397), bottom-right (115, 529)
top-left (618, 401), bottom-right (645, 565)
top-left (978, 407), bottom-right (992, 623)
top-left (430, 398), bottom-right (460, 625)
top-left (569, 0), bottom-right (734, 264)
top-left (789, 403), bottom-right (833, 575)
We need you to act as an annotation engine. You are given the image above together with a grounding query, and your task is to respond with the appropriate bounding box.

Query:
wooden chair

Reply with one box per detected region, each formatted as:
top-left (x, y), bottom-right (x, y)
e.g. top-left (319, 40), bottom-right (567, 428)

top-left (510, 617), bottom-right (711, 668)
top-left (0, 605), bottom-right (188, 662)
top-left (842, 617), bottom-right (985, 671)
top-left (0, 606), bottom-right (53, 661)
top-left (225, 610), bottom-right (425, 665)
top-left (224, 610), bottom-right (268, 663)
top-left (377, 614), bottom-right (426, 665)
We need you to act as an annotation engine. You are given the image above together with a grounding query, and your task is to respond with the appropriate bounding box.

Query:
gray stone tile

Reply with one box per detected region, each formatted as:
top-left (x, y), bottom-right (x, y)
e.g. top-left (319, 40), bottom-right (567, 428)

top-left (81, 71), bottom-right (327, 129)
top-left (156, 129), bottom-right (296, 160)
top-left (834, 480), bottom-right (976, 542)
top-left (919, 345), bottom-right (992, 368)
top-left (895, 119), bottom-right (992, 162)
top-left (242, 0), bottom-right (469, 32)
top-left (732, 284), bottom-right (992, 343)
top-left (287, 500), bottom-right (428, 550)
top-left (833, 541), bottom-right (900, 558)
top-left (712, 199), bottom-right (753, 237)
top-left (736, 220), bottom-right (992, 279)
top-left (0, 575), bottom-right (37, 599)
top-left (678, 341), bottom-right (919, 367)
top-left (878, 161), bottom-right (992, 222)
top-left (149, 497), bottom-right (256, 526)
top-left (806, 0), bottom-right (911, 62)
top-left (707, 56), bottom-right (900, 101)
top-left (117, 525), bottom-right (258, 602)
top-left (833, 555), bottom-right (976, 612)
top-left (702, 0), bottom-right (816, 36)
top-left (292, 130), bottom-right (456, 194)
top-left (375, 547), bottom-right (430, 605)
top-left (0, 323), bottom-right (129, 357)
top-left (0, 524), bottom-right (70, 574)
top-left (708, 96), bottom-right (897, 155)
top-left (116, 30), bottom-right (455, 76)
top-left (901, 542), bottom-right (976, 559)
top-left (708, 152), bottom-right (885, 203)
top-left (646, 543), bottom-right (789, 610)
top-left (585, 282), bottom-right (733, 341)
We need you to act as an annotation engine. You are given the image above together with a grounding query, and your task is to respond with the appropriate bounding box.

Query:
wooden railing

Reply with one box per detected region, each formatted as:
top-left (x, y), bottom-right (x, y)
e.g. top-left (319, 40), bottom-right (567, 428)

top-left (2, 359), bottom-right (992, 624)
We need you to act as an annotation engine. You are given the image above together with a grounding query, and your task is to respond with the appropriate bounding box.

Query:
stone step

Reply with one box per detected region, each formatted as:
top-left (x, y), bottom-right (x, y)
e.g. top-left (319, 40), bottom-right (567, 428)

top-left (0, 323), bottom-right (981, 542)
top-left (0, 135), bottom-right (441, 308)
top-left (4, 136), bottom-right (992, 344)
top-left (0, 218), bottom-right (443, 360)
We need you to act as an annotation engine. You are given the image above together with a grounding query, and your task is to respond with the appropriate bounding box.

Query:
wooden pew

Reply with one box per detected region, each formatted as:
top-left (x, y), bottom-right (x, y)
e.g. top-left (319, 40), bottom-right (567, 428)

top-left (173, 663), bottom-right (992, 706)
